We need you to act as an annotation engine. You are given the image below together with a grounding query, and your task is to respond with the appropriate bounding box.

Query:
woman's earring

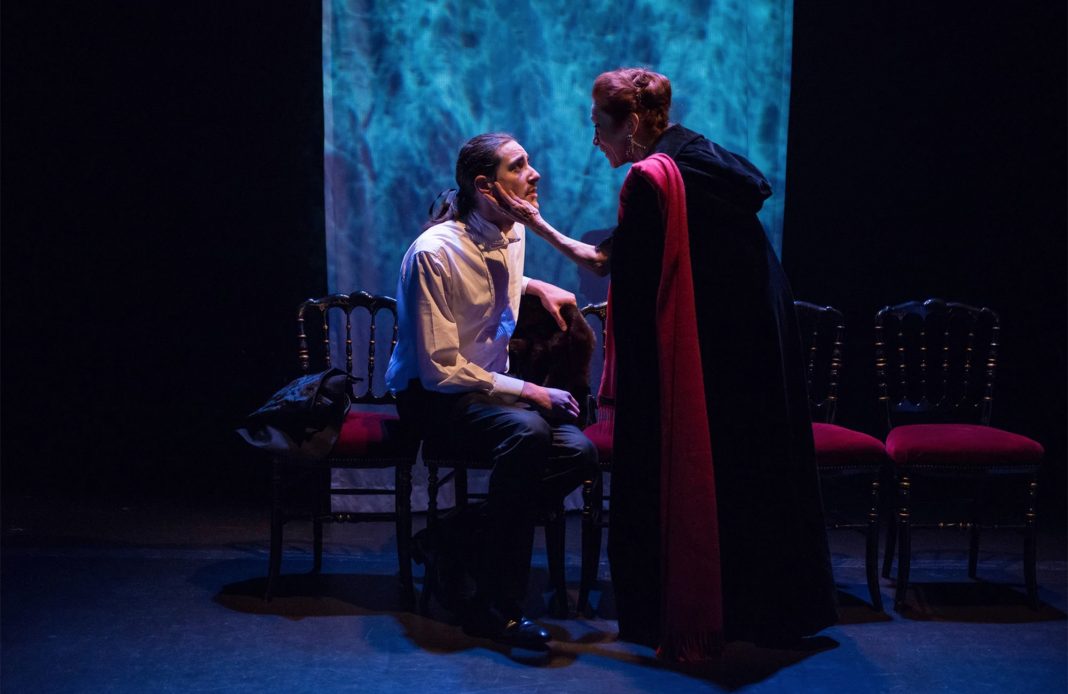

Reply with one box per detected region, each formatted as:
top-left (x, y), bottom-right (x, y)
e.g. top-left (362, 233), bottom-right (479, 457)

top-left (625, 132), bottom-right (648, 160)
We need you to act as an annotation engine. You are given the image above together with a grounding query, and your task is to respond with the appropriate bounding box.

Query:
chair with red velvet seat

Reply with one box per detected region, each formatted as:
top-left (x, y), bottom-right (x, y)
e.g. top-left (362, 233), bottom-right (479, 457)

top-left (265, 291), bottom-right (419, 605)
top-left (875, 298), bottom-right (1044, 611)
top-left (795, 301), bottom-right (889, 611)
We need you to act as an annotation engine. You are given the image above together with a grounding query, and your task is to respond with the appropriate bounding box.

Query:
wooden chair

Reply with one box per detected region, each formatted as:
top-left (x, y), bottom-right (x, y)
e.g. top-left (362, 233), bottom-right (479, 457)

top-left (419, 446), bottom-right (572, 617)
top-left (420, 295), bottom-right (595, 618)
top-left (265, 291), bottom-right (419, 605)
top-left (795, 300), bottom-right (889, 611)
top-left (875, 299), bottom-right (1044, 611)
top-left (576, 301), bottom-right (610, 616)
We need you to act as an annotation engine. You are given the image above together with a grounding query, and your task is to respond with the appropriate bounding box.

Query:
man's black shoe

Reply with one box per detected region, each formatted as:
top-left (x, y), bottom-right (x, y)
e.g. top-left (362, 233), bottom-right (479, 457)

top-left (463, 616), bottom-right (551, 650)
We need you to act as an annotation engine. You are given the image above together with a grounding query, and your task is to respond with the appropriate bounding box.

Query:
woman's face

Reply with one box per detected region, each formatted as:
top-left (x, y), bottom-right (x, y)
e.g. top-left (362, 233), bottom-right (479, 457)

top-left (591, 101), bottom-right (632, 168)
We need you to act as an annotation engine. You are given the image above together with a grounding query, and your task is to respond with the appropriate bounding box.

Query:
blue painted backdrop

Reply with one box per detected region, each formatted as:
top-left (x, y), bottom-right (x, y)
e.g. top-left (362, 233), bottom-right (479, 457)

top-left (323, 0), bottom-right (794, 302)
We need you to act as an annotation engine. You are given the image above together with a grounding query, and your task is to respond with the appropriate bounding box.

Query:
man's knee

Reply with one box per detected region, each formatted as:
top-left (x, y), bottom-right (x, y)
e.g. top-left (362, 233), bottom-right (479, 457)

top-left (506, 407), bottom-right (553, 441)
top-left (579, 432), bottom-right (598, 466)
top-left (557, 424), bottom-right (598, 467)
top-left (465, 405), bottom-right (554, 465)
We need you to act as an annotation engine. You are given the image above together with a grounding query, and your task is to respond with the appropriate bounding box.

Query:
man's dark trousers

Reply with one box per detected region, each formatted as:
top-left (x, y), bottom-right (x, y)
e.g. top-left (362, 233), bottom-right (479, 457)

top-left (399, 382), bottom-right (596, 620)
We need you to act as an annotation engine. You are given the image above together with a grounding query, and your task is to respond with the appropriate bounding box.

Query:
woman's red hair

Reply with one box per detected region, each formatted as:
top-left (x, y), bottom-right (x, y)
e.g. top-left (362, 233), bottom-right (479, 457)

top-left (592, 67), bottom-right (672, 132)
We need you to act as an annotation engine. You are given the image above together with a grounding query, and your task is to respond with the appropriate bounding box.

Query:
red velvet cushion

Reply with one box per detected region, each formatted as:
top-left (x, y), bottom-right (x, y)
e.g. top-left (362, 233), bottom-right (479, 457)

top-left (812, 422), bottom-right (888, 467)
top-left (583, 419), bottom-right (613, 463)
top-left (331, 410), bottom-right (415, 461)
top-left (885, 423), bottom-right (1044, 467)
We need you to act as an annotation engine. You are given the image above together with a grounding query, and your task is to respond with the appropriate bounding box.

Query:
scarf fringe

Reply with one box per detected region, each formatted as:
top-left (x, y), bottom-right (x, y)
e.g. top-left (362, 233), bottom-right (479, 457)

top-left (656, 631), bottom-right (724, 664)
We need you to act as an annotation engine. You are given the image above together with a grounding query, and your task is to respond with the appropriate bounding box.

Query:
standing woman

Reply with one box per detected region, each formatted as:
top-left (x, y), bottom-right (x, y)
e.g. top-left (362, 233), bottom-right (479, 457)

top-left (492, 67), bottom-right (837, 661)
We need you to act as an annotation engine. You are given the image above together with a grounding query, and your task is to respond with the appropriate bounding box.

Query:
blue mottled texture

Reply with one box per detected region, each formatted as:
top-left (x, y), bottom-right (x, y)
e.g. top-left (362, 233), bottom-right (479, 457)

top-left (324, 0), bottom-right (793, 298)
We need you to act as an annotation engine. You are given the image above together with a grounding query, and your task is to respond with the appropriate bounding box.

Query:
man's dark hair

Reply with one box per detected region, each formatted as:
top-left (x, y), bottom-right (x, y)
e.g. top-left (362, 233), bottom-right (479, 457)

top-left (426, 132), bottom-right (515, 229)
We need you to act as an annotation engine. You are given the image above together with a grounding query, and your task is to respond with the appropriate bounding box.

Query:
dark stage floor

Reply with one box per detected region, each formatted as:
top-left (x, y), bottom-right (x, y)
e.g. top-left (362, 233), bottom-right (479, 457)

top-left (2, 494), bottom-right (1065, 693)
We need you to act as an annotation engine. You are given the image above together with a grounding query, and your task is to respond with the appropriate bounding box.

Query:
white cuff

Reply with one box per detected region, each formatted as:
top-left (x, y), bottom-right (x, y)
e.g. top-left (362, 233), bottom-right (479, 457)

top-left (489, 373), bottom-right (525, 403)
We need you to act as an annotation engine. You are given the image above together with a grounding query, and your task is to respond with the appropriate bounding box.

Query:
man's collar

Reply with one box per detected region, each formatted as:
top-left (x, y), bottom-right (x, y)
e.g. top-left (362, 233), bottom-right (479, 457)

top-left (463, 211), bottom-right (520, 251)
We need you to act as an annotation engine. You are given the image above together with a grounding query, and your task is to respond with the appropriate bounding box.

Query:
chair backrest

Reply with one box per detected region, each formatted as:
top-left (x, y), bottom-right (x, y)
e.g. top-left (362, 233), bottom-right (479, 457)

top-left (874, 298), bottom-right (999, 431)
top-left (579, 301), bottom-right (608, 353)
top-left (794, 301), bottom-right (845, 424)
top-left (296, 291), bottom-right (398, 406)
top-left (580, 302), bottom-right (609, 419)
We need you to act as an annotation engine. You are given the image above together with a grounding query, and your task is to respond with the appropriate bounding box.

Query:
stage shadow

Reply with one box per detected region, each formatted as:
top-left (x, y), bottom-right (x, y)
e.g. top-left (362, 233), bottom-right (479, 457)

top-left (680, 637), bottom-right (840, 691)
top-left (542, 624), bottom-right (840, 691)
top-left (896, 581), bottom-right (1067, 622)
top-left (215, 571), bottom-right (411, 617)
top-left (213, 566), bottom-right (839, 684)
top-left (214, 569), bottom-right (576, 664)
top-left (834, 588), bottom-right (893, 624)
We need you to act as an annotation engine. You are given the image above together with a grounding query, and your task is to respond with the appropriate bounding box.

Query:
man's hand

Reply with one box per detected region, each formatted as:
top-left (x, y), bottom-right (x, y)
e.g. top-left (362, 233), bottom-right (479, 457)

top-left (520, 382), bottom-right (580, 421)
top-left (524, 278), bottom-right (576, 331)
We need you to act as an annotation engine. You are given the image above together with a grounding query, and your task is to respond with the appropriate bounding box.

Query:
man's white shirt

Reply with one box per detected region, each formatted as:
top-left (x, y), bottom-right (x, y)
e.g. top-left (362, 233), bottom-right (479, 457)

top-left (385, 213), bottom-right (531, 400)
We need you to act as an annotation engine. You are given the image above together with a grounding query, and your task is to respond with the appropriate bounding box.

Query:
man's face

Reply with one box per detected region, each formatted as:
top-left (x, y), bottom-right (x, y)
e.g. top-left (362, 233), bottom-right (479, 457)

top-left (492, 140), bottom-right (541, 208)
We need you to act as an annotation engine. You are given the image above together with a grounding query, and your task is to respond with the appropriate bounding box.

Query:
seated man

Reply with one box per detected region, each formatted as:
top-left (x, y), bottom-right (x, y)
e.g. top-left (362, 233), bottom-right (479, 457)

top-left (385, 132), bottom-right (597, 649)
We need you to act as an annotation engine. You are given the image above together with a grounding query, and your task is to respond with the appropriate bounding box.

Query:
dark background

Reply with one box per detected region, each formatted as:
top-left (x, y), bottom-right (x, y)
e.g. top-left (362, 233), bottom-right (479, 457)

top-left (783, 2), bottom-right (1067, 519)
top-left (3, 3), bottom-right (1065, 521)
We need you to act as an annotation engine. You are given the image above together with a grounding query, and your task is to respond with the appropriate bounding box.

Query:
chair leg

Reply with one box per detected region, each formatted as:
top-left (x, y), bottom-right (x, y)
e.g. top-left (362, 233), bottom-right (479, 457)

top-left (893, 474), bottom-right (912, 611)
top-left (420, 465), bottom-right (466, 618)
top-left (455, 467), bottom-right (469, 508)
top-left (882, 507), bottom-right (897, 579)
top-left (312, 520), bottom-right (324, 574)
top-left (967, 524), bottom-right (981, 579)
top-left (420, 461), bottom-right (439, 615)
top-left (265, 458), bottom-right (285, 601)
top-left (967, 480), bottom-right (985, 579)
top-left (866, 478), bottom-right (883, 611)
top-left (396, 462), bottom-right (415, 610)
top-left (1025, 477), bottom-right (1039, 610)
top-left (545, 503), bottom-right (570, 618)
top-left (312, 467), bottom-right (329, 575)
top-left (419, 552), bottom-right (436, 616)
top-left (427, 462), bottom-right (439, 528)
top-left (577, 472), bottom-right (604, 617)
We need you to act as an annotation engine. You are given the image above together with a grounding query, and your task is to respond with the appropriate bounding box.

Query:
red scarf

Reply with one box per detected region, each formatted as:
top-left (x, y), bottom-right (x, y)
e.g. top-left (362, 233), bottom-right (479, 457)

top-left (599, 153), bottom-right (723, 662)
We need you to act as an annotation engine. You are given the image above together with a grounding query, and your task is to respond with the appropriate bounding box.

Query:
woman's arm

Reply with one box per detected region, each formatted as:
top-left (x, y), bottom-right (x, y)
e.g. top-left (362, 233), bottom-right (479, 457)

top-left (492, 182), bottom-right (611, 276)
top-left (529, 216), bottom-right (611, 277)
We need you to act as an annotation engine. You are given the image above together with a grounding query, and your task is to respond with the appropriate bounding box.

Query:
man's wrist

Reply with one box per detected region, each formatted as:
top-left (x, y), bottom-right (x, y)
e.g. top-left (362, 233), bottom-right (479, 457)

top-left (490, 373), bottom-right (525, 402)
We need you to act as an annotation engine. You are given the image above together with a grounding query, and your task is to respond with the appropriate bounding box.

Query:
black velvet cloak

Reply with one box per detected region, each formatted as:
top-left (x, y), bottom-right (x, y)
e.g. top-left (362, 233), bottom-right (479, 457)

top-left (604, 124), bottom-right (838, 645)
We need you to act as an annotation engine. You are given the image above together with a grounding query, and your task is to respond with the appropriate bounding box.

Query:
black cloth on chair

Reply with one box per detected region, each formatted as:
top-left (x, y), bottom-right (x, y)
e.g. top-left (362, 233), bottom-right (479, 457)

top-left (236, 368), bottom-right (354, 460)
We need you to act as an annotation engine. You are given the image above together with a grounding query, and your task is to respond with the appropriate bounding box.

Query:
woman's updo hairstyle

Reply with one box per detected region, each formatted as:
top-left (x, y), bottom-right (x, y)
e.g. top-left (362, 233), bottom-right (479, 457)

top-left (592, 67), bottom-right (672, 133)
